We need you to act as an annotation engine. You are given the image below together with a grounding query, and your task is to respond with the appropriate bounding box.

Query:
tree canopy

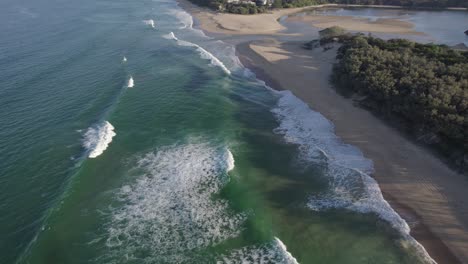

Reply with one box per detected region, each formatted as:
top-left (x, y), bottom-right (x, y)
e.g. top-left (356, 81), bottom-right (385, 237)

top-left (330, 35), bottom-right (468, 172)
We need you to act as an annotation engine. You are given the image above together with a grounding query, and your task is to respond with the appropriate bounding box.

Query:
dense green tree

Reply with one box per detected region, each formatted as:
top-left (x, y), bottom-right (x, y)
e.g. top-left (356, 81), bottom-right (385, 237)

top-left (330, 35), bottom-right (467, 172)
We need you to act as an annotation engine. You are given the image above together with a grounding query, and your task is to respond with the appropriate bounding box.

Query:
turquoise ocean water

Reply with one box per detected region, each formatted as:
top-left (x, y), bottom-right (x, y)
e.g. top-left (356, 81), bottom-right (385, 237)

top-left (1, 0), bottom-right (459, 263)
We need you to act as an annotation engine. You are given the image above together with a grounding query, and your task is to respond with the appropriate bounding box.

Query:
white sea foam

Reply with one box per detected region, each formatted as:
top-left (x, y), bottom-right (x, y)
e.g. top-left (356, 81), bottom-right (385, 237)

top-left (82, 121), bottom-right (116, 158)
top-left (217, 237), bottom-right (299, 264)
top-left (143, 19), bottom-right (155, 28)
top-left (168, 9), bottom-right (193, 29)
top-left (170, 32), bottom-right (231, 74)
top-left (162, 31), bottom-right (178, 40)
top-left (127, 76), bottom-right (134, 88)
top-left (104, 143), bottom-right (245, 263)
top-left (270, 90), bottom-right (436, 264)
top-left (226, 149), bottom-right (235, 172)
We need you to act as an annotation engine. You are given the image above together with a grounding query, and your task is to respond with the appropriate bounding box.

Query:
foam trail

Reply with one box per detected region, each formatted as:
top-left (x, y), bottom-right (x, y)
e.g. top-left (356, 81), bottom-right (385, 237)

top-left (82, 121), bottom-right (116, 158)
top-left (127, 76), bottom-right (134, 88)
top-left (103, 142), bottom-right (245, 263)
top-left (143, 19), bottom-right (155, 29)
top-left (169, 32), bottom-right (230, 75)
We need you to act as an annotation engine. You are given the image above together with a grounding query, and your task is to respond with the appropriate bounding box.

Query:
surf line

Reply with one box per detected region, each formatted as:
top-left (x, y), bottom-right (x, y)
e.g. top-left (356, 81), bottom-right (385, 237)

top-left (163, 32), bottom-right (231, 75)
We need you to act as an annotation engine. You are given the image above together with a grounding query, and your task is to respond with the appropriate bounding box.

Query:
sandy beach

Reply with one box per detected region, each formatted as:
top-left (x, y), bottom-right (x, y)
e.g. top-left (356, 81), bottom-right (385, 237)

top-left (178, 1), bottom-right (468, 263)
top-left (236, 39), bottom-right (468, 264)
top-left (178, 0), bottom-right (425, 36)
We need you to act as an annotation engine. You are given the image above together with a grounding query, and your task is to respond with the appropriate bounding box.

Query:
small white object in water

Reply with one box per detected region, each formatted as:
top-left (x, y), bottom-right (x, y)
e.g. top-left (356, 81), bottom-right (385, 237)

top-left (122, 56), bottom-right (127, 63)
top-left (143, 19), bottom-right (155, 29)
top-left (127, 76), bottom-right (134, 88)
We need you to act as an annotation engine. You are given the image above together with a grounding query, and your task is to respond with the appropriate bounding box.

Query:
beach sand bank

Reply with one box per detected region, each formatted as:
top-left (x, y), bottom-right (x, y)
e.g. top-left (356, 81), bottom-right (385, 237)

top-left (236, 39), bottom-right (468, 264)
top-left (178, 0), bottom-right (424, 36)
top-left (286, 15), bottom-right (424, 35)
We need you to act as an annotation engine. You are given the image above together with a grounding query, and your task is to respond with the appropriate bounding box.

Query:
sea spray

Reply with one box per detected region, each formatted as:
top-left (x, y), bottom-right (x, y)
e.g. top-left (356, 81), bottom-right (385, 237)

top-left (127, 76), bottom-right (134, 88)
top-left (162, 31), bottom-right (178, 41)
top-left (226, 149), bottom-right (235, 172)
top-left (82, 121), bottom-right (116, 158)
top-left (167, 9), bottom-right (193, 29)
top-left (143, 19), bottom-right (155, 29)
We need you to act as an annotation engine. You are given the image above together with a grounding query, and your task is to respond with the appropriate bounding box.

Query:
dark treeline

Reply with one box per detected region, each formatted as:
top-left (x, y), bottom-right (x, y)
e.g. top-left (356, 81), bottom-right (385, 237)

top-left (329, 35), bottom-right (468, 172)
top-left (188, 0), bottom-right (467, 14)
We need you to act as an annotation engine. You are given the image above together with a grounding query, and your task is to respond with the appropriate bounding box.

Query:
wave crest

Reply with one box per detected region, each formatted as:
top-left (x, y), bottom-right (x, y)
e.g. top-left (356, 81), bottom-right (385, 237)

top-left (127, 76), bottom-right (134, 88)
top-left (143, 19), bottom-right (155, 28)
top-left (168, 32), bottom-right (231, 75)
top-left (82, 121), bottom-right (116, 158)
top-left (218, 237), bottom-right (299, 264)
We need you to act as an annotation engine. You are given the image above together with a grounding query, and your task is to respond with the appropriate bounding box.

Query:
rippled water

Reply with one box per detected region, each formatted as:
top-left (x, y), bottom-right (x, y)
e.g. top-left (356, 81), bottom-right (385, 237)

top-left (0, 0), bottom-right (442, 263)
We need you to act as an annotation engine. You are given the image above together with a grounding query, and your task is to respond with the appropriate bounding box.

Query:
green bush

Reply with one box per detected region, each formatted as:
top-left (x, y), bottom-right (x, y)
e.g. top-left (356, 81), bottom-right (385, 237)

top-left (331, 36), bottom-right (468, 171)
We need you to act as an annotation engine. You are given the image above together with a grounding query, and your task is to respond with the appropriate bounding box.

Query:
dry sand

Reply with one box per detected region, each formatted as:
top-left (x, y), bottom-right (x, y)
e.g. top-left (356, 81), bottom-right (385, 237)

top-left (177, 0), bottom-right (305, 35)
top-left (236, 39), bottom-right (468, 264)
top-left (286, 15), bottom-right (424, 35)
top-left (178, 0), bottom-right (424, 36)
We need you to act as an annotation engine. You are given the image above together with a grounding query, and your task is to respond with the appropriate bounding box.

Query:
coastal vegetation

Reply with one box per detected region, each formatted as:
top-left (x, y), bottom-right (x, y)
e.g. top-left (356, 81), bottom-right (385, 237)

top-left (323, 32), bottom-right (467, 172)
top-left (187, 0), bottom-right (467, 14)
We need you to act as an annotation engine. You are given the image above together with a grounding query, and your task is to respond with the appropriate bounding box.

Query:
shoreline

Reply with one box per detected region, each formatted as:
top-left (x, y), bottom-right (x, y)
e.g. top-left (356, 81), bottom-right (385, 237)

top-left (235, 39), bottom-right (468, 264)
top-left (178, 0), bottom-right (466, 36)
top-left (177, 0), bottom-right (468, 263)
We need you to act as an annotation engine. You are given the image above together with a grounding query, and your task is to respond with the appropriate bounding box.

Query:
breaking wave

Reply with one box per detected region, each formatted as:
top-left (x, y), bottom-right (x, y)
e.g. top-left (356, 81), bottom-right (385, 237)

top-left (167, 9), bottom-right (193, 29)
top-left (104, 143), bottom-right (246, 263)
top-left (127, 76), bottom-right (134, 88)
top-left (82, 121), bottom-right (116, 158)
top-left (167, 32), bottom-right (231, 75)
top-left (218, 237), bottom-right (299, 264)
top-left (143, 19), bottom-right (155, 28)
top-left (162, 31), bottom-right (178, 40)
top-left (270, 90), bottom-right (435, 264)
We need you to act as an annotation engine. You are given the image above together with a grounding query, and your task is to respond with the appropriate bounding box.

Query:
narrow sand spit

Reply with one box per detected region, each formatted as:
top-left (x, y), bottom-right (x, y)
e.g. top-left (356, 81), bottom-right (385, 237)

top-left (178, 0), bottom-right (423, 36)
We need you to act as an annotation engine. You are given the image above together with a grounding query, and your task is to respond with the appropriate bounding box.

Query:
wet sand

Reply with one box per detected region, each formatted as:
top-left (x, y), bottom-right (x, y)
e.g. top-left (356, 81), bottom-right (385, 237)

top-left (236, 39), bottom-right (468, 264)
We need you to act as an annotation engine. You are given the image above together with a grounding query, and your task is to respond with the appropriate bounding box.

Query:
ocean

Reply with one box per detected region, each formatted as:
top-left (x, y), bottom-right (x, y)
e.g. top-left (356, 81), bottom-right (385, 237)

top-left (0, 0), bottom-right (443, 263)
